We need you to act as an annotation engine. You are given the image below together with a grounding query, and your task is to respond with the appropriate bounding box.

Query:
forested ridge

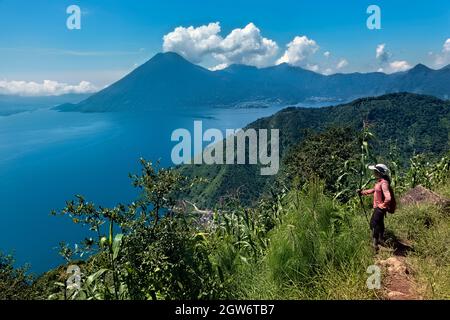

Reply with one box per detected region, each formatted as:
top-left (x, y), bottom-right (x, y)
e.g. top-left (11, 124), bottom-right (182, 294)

top-left (180, 93), bottom-right (450, 206)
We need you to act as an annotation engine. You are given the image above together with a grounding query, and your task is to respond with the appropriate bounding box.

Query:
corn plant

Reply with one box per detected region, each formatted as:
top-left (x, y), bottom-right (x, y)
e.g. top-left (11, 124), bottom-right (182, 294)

top-left (401, 153), bottom-right (450, 190)
top-left (333, 122), bottom-right (376, 202)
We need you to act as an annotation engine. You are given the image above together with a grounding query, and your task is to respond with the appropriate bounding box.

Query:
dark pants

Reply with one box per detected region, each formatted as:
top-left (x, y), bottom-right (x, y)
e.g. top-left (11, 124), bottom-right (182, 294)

top-left (370, 208), bottom-right (386, 244)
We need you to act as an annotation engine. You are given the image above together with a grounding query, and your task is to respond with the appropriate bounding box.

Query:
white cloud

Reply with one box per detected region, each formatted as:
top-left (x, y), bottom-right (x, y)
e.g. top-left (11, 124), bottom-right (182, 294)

top-left (162, 22), bottom-right (222, 64)
top-left (162, 22), bottom-right (424, 74)
top-left (305, 64), bottom-right (319, 72)
top-left (443, 39), bottom-right (450, 53)
top-left (323, 68), bottom-right (333, 75)
top-left (336, 59), bottom-right (348, 69)
top-left (275, 35), bottom-right (349, 74)
top-left (214, 23), bottom-right (278, 67)
top-left (434, 38), bottom-right (450, 67)
top-left (208, 63), bottom-right (229, 71)
top-left (376, 43), bottom-right (390, 63)
top-left (162, 22), bottom-right (278, 67)
top-left (0, 80), bottom-right (98, 96)
top-left (163, 23), bottom-right (349, 73)
top-left (389, 60), bottom-right (411, 72)
top-left (276, 36), bottom-right (319, 67)
top-left (375, 43), bottom-right (411, 73)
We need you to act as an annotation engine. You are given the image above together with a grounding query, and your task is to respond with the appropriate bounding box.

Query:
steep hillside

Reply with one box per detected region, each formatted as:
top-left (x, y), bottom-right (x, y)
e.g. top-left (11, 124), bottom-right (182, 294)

top-left (180, 93), bottom-right (450, 206)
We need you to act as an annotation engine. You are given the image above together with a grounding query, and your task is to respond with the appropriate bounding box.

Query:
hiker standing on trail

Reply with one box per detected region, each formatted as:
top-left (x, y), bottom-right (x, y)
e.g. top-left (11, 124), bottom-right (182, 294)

top-left (358, 164), bottom-right (396, 252)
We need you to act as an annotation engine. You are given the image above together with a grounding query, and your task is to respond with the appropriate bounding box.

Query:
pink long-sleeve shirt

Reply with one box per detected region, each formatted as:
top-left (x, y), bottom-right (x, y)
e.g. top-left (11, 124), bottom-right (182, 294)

top-left (362, 178), bottom-right (391, 209)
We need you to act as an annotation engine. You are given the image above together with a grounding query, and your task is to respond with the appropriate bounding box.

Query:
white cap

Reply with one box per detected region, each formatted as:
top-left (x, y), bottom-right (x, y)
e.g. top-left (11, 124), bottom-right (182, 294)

top-left (368, 163), bottom-right (390, 175)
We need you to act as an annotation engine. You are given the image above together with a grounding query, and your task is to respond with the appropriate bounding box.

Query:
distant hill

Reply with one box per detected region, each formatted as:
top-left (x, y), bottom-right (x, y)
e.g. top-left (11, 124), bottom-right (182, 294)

top-left (0, 93), bottom-right (91, 116)
top-left (179, 93), bottom-right (450, 206)
top-left (56, 52), bottom-right (450, 113)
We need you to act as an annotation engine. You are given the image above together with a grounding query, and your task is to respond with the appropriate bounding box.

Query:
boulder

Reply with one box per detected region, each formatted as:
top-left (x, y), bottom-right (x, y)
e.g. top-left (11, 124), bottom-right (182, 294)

top-left (399, 185), bottom-right (450, 209)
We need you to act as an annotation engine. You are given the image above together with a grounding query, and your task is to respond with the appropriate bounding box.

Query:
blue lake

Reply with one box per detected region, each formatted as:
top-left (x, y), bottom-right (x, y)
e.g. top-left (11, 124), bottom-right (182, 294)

top-left (0, 105), bottom-right (292, 274)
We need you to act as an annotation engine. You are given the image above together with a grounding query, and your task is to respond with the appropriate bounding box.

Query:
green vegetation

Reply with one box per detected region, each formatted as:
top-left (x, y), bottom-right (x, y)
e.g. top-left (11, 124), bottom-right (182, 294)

top-left (0, 253), bottom-right (34, 299)
top-left (234, 181), bottom-right (376, 299)
top-left (1, 93), bottom-right (449, 300)
top-left (385, 201), bottom-right (450, 299)
top-left (5, 146), bottom-right (446, 300)
top-left (181, 93), bottom-right (450, 206)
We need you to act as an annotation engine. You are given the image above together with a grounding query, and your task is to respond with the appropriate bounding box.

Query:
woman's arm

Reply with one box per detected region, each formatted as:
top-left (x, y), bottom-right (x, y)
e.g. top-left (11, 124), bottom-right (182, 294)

top-left (360, 188), bottom-right (374, 196)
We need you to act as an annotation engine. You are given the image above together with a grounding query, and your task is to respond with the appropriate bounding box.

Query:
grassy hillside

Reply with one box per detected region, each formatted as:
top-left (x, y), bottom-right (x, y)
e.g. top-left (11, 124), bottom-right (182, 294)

top-left (231, 179), bottom-right (450, 300)
top-left (381, 188), bottom-right (450, 299)
top-left (180, 93), bottom-right (450, 207)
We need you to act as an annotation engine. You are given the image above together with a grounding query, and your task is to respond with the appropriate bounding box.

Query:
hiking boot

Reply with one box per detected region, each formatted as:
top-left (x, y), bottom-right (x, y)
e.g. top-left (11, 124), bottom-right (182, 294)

top-left (372, 238), bottom-right (379, 253)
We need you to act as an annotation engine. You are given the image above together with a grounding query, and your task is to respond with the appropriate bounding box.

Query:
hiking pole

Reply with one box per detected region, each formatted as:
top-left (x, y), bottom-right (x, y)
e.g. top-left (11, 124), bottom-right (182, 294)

top-left (358, 192), bottom-right (371, 226)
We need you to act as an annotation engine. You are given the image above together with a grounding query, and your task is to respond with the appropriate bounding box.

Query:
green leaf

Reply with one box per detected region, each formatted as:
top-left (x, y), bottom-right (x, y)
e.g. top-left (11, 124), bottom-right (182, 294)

top-left (112, 233), bottom-right (124, 260)
top-left (86, 268), bottom-right (109, 287)
top-left (239, 256), bottom-right (249, 264)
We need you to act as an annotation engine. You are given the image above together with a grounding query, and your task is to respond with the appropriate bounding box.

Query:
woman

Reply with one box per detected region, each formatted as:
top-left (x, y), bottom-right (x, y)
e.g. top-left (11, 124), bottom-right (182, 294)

top-left (358, 164), bottom-right (392, 252)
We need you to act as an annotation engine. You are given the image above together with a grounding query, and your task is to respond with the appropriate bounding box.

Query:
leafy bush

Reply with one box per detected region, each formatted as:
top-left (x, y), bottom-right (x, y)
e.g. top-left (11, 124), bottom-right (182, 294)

top-left (0, 252), bottom-right (34, 300)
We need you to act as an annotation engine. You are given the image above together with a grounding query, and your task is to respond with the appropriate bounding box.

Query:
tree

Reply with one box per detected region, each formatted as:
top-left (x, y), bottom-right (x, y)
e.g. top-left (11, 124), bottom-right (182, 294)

top-left (283, 126), bottom-right (360, 196)
top-left (0, 252), bottom-right (34, 300)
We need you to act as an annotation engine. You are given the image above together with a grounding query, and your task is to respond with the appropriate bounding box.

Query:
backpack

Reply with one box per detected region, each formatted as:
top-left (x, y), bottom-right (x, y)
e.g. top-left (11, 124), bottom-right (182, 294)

top-left (381, 179), bottom-right (397, 214)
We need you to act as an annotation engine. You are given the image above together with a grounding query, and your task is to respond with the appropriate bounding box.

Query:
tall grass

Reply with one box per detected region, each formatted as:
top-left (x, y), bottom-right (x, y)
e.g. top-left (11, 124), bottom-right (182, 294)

top-left (235, 180), bottom-right (375, 299)
top-left (386, 201), bottom-right (450, 299)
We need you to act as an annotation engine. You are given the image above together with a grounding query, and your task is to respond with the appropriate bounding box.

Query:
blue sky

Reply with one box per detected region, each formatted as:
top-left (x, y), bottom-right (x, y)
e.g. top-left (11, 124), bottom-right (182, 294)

top-left (0, 0), bottom-right (449, 95)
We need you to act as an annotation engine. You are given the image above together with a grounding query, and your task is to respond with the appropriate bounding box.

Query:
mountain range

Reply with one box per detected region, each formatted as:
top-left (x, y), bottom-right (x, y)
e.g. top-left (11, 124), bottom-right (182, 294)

top-left (57, 52), bottom-right (450, 112)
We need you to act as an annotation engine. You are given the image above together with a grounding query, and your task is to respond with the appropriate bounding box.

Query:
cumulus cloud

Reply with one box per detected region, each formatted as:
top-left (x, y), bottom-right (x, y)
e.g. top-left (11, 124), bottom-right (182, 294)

top-left (336, 59), bottom-right (348, 69)
top-left (375, 43), bottom-right (410, 73)
top-left (163, 22), bottom-right (353, 74)
top-left (305, 64), bottom-right (319, 72)
top-left (276, 36), bottom-right (319, 67)
top-left (208, 63), bottom-right (228, 71)
top-left (275, 35), bottom-right (350, 74)
top-left (323, 68), bottom-right (333, 75)
top-left (163, 22), bottom-right (278, 68)
top-left (434, 38), bottom-right (450, 67)
top-left (444, 39), bottom-right (450, 53)
top-left (162, 22), bottom-right (222, 64)
top-left (0, 80), bottom-right (98, 96)
top-left (213, 23), bottom-right (278, 67)
top-left (389, 60), bottom-right (411, 72)
top-left (376, 44), bottom-right (391, 64)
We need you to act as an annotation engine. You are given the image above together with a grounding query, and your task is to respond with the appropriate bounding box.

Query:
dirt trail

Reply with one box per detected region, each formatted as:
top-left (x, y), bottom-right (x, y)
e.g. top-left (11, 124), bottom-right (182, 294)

top-left (376, 184), bottom-right (450, 300)
top-left (375, 228), bottom-right (422, 300)
top-left (375, 185), bottom-right (449, 300)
